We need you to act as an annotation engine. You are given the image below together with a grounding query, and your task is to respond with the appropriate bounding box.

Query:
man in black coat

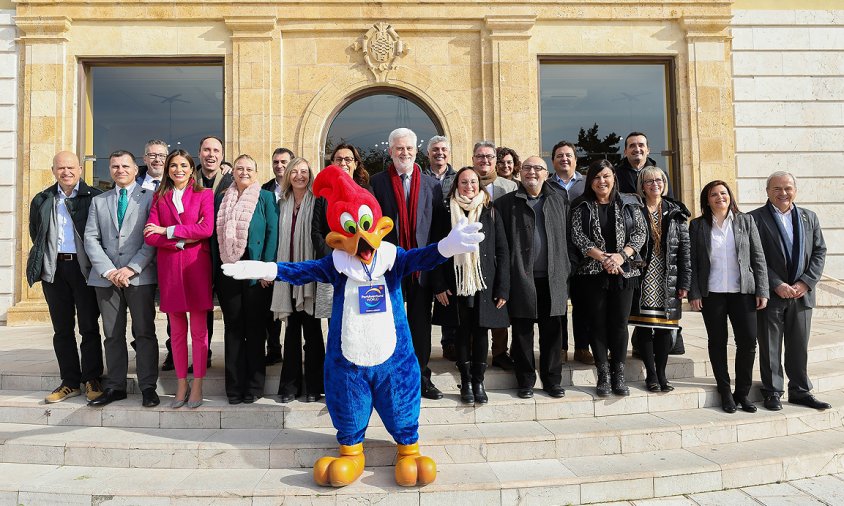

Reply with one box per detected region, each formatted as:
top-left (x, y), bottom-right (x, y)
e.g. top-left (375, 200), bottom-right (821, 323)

top-left (494, 156), bottom-right (570, 399)
top-left (370, 127), bottom-right (445, 400)
top-left (28, 151), bottom-right (104, 404)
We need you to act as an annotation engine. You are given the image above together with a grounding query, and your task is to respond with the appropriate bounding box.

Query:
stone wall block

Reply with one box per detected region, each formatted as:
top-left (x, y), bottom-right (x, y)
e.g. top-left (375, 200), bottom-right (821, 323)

top-left (751, 27), bottom-right (811, 51)
top-left (809, 27), bottom-right (844, 50)
top-left (283, 37), bottom-right (317, 66)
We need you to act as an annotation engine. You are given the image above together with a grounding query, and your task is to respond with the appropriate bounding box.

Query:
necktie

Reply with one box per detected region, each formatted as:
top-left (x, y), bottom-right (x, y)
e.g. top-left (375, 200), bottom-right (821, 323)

top-left (117, 188), bottom-right (128, 229)
top-left (401, 174), bottom-right (410, 202)
top-left (152, 180), bottom-right (160, 191)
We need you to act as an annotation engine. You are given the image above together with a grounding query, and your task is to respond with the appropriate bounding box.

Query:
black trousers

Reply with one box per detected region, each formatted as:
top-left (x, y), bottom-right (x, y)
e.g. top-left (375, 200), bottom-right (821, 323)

top-left (41, 259), bottom-right (103, 386)
top-left (217, 275), bottom-right (272, 397)
top-left (581, 278), bottom-right (634, 366)
top-left (757, 296), bottom-right (813, 398)
top-left (701, 292), bottom-right (757, 396)
top-left (266, 312), bottom-right (282, 356)
top-left (278, 310), bottom-right (325, 396)
top-left (455, 299), bottom-right (489, 364)
top-left (511, 277), bottom-right (563, 389)
top-left (403, 276), bottom-right (434, 383)
top-left (563, 277), bottom-right (590, 351)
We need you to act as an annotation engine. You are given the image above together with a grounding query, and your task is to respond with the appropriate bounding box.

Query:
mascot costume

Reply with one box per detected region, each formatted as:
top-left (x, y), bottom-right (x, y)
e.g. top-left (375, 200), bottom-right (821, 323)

top-left (222, 165), bottom-right (483, 487)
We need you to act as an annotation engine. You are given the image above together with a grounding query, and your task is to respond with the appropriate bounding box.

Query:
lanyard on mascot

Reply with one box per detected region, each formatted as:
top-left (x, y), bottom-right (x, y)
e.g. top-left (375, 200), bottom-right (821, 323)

top-left (361, 251), bottom-right (378, 287)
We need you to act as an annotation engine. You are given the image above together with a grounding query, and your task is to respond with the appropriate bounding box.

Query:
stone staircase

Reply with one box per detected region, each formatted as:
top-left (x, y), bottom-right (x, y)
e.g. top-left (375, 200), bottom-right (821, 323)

top-left (0, 314), bottom-right (842, 504)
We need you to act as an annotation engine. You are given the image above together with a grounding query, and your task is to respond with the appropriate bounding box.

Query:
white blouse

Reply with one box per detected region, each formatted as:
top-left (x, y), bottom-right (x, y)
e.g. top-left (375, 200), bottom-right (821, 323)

top-left (708, 212), bottom-right (741, 293)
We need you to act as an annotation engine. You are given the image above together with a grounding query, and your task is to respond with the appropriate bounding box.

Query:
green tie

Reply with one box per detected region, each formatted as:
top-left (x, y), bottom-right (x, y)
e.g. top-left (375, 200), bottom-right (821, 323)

top-left (117, 188), bottom-right (128, 229)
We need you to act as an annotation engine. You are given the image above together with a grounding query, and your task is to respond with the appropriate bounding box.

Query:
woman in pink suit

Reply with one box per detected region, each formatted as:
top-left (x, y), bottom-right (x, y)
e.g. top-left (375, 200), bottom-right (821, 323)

top-left (144, 149), bottom-right (214, 408)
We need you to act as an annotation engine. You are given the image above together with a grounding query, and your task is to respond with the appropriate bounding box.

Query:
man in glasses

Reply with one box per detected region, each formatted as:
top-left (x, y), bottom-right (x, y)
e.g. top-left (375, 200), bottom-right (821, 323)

top-left (472, 141), bottom-right (517, 201)
top-left (137, 139), bottom-right (169, 191)
top-left (495, 156), bottom-right (570, 399)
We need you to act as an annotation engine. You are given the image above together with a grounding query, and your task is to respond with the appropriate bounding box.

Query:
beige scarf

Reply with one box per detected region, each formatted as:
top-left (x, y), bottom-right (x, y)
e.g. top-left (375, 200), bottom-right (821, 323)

top-left (449, 191), bottom-right (488, 296)
top-left (271, 191), bottom-right (316, 319)
top-left (217, 183), bottom-right (261, 264)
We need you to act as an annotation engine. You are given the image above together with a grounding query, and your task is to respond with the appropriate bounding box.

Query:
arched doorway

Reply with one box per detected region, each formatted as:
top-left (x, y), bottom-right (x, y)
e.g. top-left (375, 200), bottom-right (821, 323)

top-left (324, 90), bottom-right (443, 174)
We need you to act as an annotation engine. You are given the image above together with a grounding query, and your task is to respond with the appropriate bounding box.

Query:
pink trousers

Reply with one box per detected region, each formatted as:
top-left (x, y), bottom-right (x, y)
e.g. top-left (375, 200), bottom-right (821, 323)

top-left (169, 311), bottom-right (209, 379)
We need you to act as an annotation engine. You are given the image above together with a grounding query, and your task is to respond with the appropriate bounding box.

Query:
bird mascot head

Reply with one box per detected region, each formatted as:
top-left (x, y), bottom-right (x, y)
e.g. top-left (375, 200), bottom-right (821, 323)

top-left (313, 165), bottom-right (393, 264)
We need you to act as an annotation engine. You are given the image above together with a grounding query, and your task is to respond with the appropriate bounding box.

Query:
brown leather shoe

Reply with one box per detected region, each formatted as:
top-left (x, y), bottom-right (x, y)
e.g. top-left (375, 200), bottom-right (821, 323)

top-left (573, 349), bottom-right (595, 365)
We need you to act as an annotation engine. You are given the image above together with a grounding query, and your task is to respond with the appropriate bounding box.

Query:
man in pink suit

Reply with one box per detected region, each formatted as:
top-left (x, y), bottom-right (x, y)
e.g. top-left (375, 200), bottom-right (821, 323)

top-left (144, 149), bottom-right (215, 408)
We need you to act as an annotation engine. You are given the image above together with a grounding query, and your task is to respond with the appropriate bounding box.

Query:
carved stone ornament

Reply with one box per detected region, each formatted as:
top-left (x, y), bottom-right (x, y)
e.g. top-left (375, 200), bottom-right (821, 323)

top-left (353, 22), bottom-right (408, 83)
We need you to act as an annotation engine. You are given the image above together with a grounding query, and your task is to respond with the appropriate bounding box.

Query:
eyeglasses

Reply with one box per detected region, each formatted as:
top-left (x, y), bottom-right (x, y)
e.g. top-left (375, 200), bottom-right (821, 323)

top-left (474, 154), bottom-right (496, 161)
top-left (643, 179), bottom-right (664, 186)
top-left (520, 164), bottom-right (547, 173)
top-left (333, 157), bottom-right (355, 164)
top-left (145, 153), bottom-right (166, 160)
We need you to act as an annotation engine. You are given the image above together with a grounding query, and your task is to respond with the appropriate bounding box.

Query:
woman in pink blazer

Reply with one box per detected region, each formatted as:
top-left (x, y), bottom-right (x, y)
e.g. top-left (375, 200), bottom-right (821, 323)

top-left (144, 149), bottom-right (214, 408)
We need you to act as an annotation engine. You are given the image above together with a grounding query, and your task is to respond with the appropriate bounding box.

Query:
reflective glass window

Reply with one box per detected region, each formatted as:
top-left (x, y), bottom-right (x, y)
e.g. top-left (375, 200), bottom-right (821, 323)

top-left (325, 92), bottom-right (442, 173)
top-left (539, 61), bottom-right (676, 188)
top-left (87, 65), bottom-right (224, 189)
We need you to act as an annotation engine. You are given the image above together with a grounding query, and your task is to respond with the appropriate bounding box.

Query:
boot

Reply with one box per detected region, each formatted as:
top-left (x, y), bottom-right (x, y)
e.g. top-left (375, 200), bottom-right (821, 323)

top-left (313, 443), bottom-right (365, 487)
top-left (596, 362), bottom-right (611, 397)
top-left (395, 442), bottom-right (437, 486)
top-left (471, 362), bottom-right (488, 404)
top-left (456, 362), bottom-right (474, 404)
top-left (611, 362), bottom-right (630, 396)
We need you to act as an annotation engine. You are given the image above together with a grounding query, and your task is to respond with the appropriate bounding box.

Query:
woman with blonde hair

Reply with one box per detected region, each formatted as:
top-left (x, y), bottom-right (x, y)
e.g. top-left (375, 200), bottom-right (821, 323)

top-left (273, 157), bottom-right (329, 403)
top-left (214, 154), bottom-right (279, 404)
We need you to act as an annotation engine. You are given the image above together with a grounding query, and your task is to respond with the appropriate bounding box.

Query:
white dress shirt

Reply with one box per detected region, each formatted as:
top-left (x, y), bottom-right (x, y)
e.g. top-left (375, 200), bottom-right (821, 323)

top-left (772, 204), bottom-right (795, 250)
top-left (56, 183), bottom-right (79, 253)
top-left (141, 173), bottom-right (162, 191)
top-left (708, 212), bottom-right (741, 293)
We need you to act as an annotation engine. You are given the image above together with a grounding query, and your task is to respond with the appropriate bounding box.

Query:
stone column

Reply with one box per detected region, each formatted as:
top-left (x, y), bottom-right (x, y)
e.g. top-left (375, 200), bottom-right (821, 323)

top-left (224, 17), bottom-right (278, 169)
top-left (483, 16), bottom-right (536, 155)
top-left (8, 16), bottom-right (72, 325)
top-left (680, 16), bottom-right (734, 207)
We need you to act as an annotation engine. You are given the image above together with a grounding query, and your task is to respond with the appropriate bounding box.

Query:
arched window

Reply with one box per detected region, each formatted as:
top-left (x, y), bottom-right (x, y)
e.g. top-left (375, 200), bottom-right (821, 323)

top-left (324, 91), bottom-right (443, 174)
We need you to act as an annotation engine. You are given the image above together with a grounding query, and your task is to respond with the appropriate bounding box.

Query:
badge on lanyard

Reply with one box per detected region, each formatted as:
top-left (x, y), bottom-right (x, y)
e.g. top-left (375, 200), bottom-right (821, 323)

top-left (358, 284), bottom-right (387, 314)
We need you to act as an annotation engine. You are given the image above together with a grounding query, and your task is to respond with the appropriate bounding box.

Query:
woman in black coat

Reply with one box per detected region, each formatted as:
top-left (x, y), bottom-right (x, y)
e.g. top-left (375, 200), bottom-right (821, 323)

top-left (628, 167), bottom-right (691, 393)
top-left (432, 167), bottom-right (510, 405)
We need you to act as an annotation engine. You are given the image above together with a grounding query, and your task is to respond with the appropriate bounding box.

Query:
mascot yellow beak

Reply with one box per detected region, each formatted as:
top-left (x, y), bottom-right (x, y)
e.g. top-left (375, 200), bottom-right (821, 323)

top-left (326, 216), bottom-right (394, 265)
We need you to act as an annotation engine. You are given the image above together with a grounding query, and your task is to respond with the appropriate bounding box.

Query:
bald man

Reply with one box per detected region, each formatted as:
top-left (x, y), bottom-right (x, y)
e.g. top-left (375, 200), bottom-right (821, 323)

top-left (27, 151), bottom-right (104, 404)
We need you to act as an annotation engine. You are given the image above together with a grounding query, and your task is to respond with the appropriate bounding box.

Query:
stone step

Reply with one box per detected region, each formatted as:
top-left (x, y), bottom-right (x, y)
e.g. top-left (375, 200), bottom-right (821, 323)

top-left (1, 390), bottom-right (842, 471)
top-left (3, 331), bottom-right (844, 397)
top-left (2, 427), bottom-right (843, 505)
top-left (3, 364), bottom-right (843, 431)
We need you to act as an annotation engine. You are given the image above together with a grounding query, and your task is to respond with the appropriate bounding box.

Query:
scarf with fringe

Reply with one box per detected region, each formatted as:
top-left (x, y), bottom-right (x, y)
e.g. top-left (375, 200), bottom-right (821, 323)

top-left (449, 191), bottom-right (488, 296)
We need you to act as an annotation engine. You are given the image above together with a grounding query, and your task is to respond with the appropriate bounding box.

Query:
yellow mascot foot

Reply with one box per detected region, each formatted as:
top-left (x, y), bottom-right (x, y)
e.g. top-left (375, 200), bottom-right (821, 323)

top-left (395, 442), bottom-right (437, 486)
top-left (313, 443), bottom-right (365, 487)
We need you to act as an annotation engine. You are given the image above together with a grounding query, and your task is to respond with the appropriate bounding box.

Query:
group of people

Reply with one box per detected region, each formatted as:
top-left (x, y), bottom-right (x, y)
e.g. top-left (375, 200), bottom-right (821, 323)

top-left (29, 127), bottom-right (830, 414)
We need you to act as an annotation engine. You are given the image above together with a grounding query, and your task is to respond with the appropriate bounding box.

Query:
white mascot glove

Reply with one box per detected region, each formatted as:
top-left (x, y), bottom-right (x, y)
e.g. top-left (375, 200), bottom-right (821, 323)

top-left (437, 217), bottom-right (484, 258)
top-left (221, 261), bottom-right (277, 282)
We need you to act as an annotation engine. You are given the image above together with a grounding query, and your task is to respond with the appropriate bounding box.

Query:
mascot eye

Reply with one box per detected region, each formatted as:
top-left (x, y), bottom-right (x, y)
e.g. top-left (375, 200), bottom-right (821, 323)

top-left (357, 205), bottom-right (374, 231)
top-left (340, 212), bottom-right (356, 234)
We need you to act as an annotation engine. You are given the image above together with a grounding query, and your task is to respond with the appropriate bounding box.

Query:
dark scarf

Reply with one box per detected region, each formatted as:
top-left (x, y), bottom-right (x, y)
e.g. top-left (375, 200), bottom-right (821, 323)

top-left (389, 163), bottom-right (421, 251)
top-left (766, 201), bottom-right (804, 284)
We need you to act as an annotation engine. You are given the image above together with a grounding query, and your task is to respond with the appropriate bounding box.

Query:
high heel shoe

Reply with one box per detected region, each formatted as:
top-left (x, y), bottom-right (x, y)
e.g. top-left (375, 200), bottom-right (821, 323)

top-left (187, 396), bottom-right (203, 409)
top-left (170, 386), bottom-right (190, 408)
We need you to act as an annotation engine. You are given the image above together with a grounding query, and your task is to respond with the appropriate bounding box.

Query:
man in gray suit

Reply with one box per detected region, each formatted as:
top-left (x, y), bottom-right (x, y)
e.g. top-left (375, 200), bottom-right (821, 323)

top-left (85, 150), bottom-right (160, 408)
top-left (749, 171), bottom-right (830, 411)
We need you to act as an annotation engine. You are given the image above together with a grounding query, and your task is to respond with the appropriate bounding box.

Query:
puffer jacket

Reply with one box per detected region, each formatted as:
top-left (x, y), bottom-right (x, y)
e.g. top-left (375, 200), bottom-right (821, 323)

top-left (633, 197), bottom-right (691, 320)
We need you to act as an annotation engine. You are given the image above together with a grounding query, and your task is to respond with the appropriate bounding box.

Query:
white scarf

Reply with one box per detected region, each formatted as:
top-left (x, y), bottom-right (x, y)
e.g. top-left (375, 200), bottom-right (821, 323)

top-left (449, 191), bottom-right (488, 296)
top-left (271, 190), bottom-right (316, 319)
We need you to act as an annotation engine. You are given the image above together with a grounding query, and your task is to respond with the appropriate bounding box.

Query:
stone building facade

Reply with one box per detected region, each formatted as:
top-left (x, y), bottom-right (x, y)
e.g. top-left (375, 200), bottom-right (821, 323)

top-left (3, 0), bottom-right (840, 322)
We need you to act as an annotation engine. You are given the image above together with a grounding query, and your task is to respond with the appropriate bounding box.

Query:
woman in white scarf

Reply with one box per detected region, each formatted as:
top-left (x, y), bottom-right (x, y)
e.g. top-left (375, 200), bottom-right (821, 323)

top-left (432, 167), bottom-right (510, 405)
top-left (270, 158), bottom-right (327, 404)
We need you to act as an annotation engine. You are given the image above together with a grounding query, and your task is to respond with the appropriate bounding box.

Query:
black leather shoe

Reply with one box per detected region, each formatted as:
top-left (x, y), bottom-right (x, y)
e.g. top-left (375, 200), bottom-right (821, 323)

top-left (161, 353), bottom-right (174, 372)
top-left (88, 388), bottom-right (127, 407)
top-left (517, 387), bottom-right (534, 399)
top-left (660, 382), bottom-right (675, 392)
top-left (491, 353), bottom-right (515, 371)
top-left (764, 394), bottom-right (783, 411)
top-left (421, 384), bottom-right (443, 400)
top-left (789, 395), bottom-right (831, 410)
top-left (304, 393), bottom-right (322, 403)
top-left (242, 394), bottom-right (258, 404)
top-left (278, 393), bottom-right (295, 403)
top-left (720, 391), bottom-right (736, 413)
top-left (228, 395), bottom-right (243, 405)
top-left (543, 385), bottom-right (566, 398)
top-left (141, 388), bottom-right (160, 408)
top-left (733, 394), bottom-right (757, 413)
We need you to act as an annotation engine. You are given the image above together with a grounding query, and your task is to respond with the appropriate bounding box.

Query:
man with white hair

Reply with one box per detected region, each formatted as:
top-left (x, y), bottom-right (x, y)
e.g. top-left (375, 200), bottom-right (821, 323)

top-left (371, 128), bottom-right (446, 400)
top-left (749, 171), bottom-right (830, 411)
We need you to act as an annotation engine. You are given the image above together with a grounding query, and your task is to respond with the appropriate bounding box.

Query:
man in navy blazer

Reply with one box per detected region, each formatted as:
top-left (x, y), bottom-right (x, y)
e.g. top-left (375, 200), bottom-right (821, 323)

top-left (749, 171), bottom-right (830, 411)
top-left (370, 127), bottom-right (445, 400)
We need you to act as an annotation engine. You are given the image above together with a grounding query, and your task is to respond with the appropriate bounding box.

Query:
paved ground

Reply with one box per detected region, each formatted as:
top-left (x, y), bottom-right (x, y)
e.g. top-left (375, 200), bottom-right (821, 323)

top-left (620, 474), bottom-right (844, 505)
